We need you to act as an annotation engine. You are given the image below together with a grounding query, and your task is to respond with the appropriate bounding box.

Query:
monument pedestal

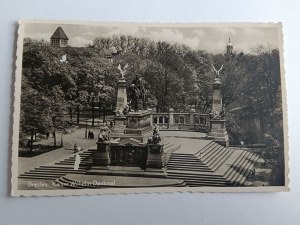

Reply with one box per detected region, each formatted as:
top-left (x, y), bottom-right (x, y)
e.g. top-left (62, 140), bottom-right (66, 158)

top-left (113, 116), bottom-right (127, 134)
top-left (111, 110), bottom-right (153, 143)
top-left (207, 119), bottom-right (229, 147)
top-left (146, 144), bottom-right (167, 176)
top-left (93, 142), bottom-right (110, 166)
top-left (146, 144), bottom-right (165, 168)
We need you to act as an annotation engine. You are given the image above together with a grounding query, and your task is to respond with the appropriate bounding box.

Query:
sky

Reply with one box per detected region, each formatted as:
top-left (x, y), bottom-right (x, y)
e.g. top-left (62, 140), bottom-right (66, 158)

top-left (24, 22), bottom-right (280, 54)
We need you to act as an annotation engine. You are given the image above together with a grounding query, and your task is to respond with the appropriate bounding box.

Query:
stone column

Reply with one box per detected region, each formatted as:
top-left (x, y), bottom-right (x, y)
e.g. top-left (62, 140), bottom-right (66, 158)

top-left (212, 78), bottom-right (222, 113)
top-left (114, 79), bottom-right (127, 133)
top-left (169, 108), bottom-right (174, 128)
top-left (116, 79), bottom-right (127, 113)
top-left (189, 108), bottom-right (195, 129)
top-left (208, 78), bottom-right (229, 147)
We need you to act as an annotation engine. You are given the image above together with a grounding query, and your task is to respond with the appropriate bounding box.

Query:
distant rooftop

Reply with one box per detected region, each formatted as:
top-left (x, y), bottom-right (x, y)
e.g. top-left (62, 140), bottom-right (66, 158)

top-left (50, 27), bottom-right (69, 40)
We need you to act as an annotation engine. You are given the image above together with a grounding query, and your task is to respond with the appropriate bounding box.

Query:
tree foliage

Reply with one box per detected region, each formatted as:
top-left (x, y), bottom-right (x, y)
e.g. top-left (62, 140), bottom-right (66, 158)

top-left (21, 37), bottom-right (283, 149)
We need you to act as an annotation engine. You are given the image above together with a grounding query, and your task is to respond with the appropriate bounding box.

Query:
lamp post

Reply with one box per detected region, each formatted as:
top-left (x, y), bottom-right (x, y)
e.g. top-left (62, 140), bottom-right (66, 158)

top-left (85, 120), bottom-right (88, 139)
top-left (91, 92), bottom-right (95, 127)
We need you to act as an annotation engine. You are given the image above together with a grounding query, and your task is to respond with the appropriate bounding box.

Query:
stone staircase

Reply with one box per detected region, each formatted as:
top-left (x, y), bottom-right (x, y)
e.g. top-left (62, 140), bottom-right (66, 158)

top-left (19, 140), bottom-right (259, 188)
top-left (18, 149), bottom-right (96, 180)
top-left (167, 141), bottom-right (259, 187)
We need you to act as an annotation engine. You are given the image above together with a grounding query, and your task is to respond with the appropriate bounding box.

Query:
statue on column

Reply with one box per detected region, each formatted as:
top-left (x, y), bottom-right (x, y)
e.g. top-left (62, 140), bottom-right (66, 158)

top-left (117, 64), bottom-right (129, 80)
top-left (211, 64), bottom-right (223, 79)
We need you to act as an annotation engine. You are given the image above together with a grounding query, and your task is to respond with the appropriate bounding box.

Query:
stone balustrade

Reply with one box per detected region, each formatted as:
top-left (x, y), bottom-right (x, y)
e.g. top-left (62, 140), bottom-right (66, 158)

top-left (152, 110), bottom-right (209, 132)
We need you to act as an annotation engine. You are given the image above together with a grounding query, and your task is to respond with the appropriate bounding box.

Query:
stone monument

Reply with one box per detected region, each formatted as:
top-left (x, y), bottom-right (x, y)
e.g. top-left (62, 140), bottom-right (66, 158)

top-left (113, 64), bottom-right (129, 134)
top-left (207, 64), bottom-right (229, 147)
top-left (93, 125), bottom-right (111, 167)
top-left (90, 63), bottom-right (166, 177)
top-left (146, 124), bottom-right (166, 170)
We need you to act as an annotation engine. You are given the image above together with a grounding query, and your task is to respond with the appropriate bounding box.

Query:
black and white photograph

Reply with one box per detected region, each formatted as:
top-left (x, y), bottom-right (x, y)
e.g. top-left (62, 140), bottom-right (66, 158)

top-left (12, 21), bottom-right (288, 196)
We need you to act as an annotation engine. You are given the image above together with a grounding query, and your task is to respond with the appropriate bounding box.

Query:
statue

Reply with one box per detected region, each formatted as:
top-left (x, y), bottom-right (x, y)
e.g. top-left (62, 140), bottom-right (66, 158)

top-left (219, 106), bottom-right (226, 119)
top-left (148, 124), bottom-right (161, 144)
top-left (209, 107), bottom-right (226, 120)
top-left (115, 103), bottom-right (129, 117)
top-left (128, 74), bottom-right (145, 112)
top-left (129, 84), bottom-right (140, 112)
top-left (98, 125), bottom-right (111, 143)
top-left (117, 64), bottom-right (129, 80)
top-left (211, 64), bottom-right (223, 78)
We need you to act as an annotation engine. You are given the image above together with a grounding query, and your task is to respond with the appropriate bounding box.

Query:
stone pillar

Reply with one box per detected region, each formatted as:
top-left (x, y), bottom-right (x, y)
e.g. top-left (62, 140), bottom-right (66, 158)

top-left (208, 78), bottom-right (229, 147)
top-left (169, 108), bottom-right (174, 129)
top-left (116, 79), bottom-right (127, 113)
top-left (189, 108), bottom-right (195, 129)
top-left (212, 78), bottom-right (222, 113)
top-left (114, 79), bottom-right (127, 134)
top-left (148, 108), bottom-right (153, 127)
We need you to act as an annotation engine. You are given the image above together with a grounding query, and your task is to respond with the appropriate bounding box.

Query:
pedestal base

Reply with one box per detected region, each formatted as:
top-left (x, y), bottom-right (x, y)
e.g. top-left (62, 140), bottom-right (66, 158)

top-left (93, 142), bottom-right (110, 166)
top-left (146, 144), bottom-right (166, 169)
top-left (111, 110), bottom-right (153, 144)
top-left (208, 119), bottom-right (229, 147)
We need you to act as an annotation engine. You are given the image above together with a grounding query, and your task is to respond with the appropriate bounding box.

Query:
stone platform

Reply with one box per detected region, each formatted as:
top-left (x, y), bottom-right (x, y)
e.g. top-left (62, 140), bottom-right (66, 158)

top-left (112, 110), bottom-right (153, 143)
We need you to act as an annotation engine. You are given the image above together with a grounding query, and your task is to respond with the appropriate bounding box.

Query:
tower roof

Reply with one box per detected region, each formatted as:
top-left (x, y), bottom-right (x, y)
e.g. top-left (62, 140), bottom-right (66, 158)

top-left (227, 38), bottom-right (233, 46)
top-left (50, 27), bottom-right (69, 40)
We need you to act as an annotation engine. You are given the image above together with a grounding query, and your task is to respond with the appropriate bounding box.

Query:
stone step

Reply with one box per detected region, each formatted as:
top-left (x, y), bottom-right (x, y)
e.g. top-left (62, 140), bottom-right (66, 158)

top-left (233, 154), bottom-right (259, 185)
top-left (210, 148), bottom-right (233, 171)
top-left (33, 168), bottom-right (86, 172)
top-left (62, 157), bottom-right (93, 161)
top-left (19, 174), bottom-right (61, 180)
top-left (201, 145), bottom-right (224, 162)
top-left (183, 180), bottom-right (228, 186)
top-left (228, 153), bottom-right (253, 183)
top-left (25, 170), bottom-right (86, 175)
top-left (238, 155), bottom-right (259, 185)
top-left (225, 151), bottom-right (251, 181)
top-left (167, 162), bottom-right (208, 168)
top-left (170, 153), bottom-right (196, 157)
top-left (168, 158), bottom-right (205, 164)
top-left (39, 165), bottom-right (90, 170)
top-left (195, 142), bottom-right (217, 157)
top-left (167, 176), bottom-right (229, 186)
top-left (167, 170), bottom-right (221, 178)
top-left (223, 150), bottom-right (248, 178)
top-left (205, 146), bottom-right (229, 168)
top-left (169, 155), bottom-right (203, 161)
top-left (55, 161), bottom-right (93, 165)
top-left (169, 155), bottom-right (203, 160)
top-left (167, 167), bottom-right (211, 172)
top-left (167, 174), bottom-right (227, 182)
top-left (195, 142), bottom-right (219, 158)
top-left (188, 183), bottom-right (228, 187)
top-left (225, 152), bottom-right (250, 182)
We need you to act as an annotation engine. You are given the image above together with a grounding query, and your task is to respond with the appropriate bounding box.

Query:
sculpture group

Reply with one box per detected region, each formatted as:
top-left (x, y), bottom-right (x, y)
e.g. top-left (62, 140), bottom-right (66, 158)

top-left (117, 64), bottom-right (145, 112)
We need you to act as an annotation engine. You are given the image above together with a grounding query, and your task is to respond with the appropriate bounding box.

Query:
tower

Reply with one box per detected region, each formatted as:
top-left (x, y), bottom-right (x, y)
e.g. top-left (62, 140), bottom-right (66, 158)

top-left (226, 38), bottom-right (233, 55)
top-left (50, 27), bottom-right (69, 47)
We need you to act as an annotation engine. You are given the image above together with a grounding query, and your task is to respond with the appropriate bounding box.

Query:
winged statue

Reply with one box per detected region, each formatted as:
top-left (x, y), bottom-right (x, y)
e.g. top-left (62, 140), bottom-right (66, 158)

top-left (211, 64), bottom-right (223, 78)
top-left (117, 63), bottom-right (129, 79)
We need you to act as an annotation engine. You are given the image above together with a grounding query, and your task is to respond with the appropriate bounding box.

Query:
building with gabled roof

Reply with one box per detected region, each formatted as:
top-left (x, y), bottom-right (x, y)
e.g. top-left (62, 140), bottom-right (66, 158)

top-left (50, 27), bottom-right (69, 47)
